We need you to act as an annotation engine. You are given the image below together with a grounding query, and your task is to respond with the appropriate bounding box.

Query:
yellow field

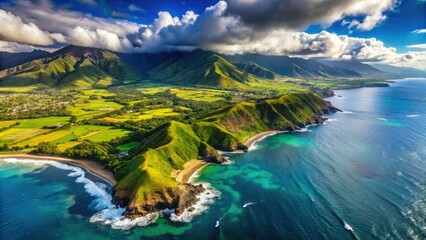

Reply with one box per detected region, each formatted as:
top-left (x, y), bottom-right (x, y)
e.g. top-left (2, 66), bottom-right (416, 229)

top-left (0, 128), bottom-right (48, 144)
top-left (0, 84), bottom-right (49, 92)
top-left (14, 130), bottom-right (71, 147)
top-left (103, 108), bottom-right (179, 122)
top-left (0, 120), bottom-right (18, 128)
top-left (57, 141), bottom-right (81, 151)
top-left (170, 88), bottom-right (225, 102)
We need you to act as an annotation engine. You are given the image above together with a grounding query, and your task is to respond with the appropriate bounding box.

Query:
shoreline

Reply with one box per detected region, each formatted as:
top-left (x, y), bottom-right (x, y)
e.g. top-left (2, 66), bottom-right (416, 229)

top-left (243, 130), bottom-right (283, 150)
top-left (0, 153), bottom-right (117, 186)
top-left (174, 160), bottom-right (210, 184)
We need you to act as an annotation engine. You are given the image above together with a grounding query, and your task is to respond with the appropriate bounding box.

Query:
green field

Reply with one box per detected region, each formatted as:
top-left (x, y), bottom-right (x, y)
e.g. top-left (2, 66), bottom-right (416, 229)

top-left (16, 117), bottom-right (70, 128)
top-left (0, 128), bottom-right (48, 145)
top-left (117, 141), bottom-right (141, 151)
top-left (104, 108), bottom-right (180, 122)
top-left (1, 123), bottom-right (130, 149)
top-left (170, 88), bottom-right (226, 101)
top-left (68, 99), bottom-right (123, 120)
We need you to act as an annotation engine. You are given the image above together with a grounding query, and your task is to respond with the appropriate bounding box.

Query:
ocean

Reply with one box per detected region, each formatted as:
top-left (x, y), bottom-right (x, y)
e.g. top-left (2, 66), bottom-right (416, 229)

top-left (1, 78), bottom-right (425, 239)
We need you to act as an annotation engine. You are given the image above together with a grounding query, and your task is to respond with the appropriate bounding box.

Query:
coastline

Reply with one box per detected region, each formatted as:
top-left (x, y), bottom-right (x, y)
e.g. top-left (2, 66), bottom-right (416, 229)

top-left (175, 160), bottom-right (210, 184)
top-left (0, 153), bottom-right (117, 186)
top-left (243, 130), bottom-right (283, 150)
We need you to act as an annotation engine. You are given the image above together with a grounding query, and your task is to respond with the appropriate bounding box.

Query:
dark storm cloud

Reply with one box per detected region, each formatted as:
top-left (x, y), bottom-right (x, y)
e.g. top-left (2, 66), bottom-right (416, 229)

top-left (225, 0), bottom-right (397, 30)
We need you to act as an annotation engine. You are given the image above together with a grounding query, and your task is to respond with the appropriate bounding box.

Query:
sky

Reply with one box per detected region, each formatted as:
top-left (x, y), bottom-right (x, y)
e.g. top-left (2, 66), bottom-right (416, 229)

top-left (0, 0), bottom-right (425, 70)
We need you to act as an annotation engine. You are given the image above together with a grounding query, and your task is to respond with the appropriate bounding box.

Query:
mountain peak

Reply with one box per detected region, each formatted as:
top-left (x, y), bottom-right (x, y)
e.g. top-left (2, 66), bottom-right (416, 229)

top-left (53, 45), bottom-right (106, 58)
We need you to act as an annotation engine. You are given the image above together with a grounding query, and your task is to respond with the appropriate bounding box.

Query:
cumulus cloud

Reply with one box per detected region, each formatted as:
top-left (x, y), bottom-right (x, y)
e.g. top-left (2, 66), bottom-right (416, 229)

top-left (132, 2), bottom-right (410, 63)
top-left (0, 40), bottom-right (34, 52)
top-left (0, 0), bottom-right (423, 70)
top-left (0, 9), bottom-right (59, 46)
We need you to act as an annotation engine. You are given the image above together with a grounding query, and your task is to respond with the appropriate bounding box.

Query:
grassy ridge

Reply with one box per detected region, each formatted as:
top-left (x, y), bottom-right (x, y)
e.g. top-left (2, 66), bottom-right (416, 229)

top-left (0, 46), bottom-right (139, 88)
top-left (116, 121), bottom-right (216, 201)
top-left (115, 93), bottom-right (334, 205)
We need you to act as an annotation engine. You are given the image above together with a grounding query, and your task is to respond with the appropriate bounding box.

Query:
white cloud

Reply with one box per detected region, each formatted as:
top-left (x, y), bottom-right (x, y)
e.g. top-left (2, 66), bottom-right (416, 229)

top-left (0, 9), bottom-right (55, 46)
top-left (412, 29), bottom-right (426, 34)
top-left (0, 40), bottom-right (34, 52)
top-left (78, 0), bottom-right (97, 5)
top-left (0, 0), bottom-right (423, 70)
top-left (128, 4), bottom-right (145, 12)
top-left (407, 43), bottom-right (426, 49)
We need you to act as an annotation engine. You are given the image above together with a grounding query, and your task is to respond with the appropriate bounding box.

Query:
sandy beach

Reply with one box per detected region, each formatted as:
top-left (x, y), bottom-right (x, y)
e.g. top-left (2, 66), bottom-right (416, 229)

top-left (174, 160), bottom-right (210, 183)
top-left (0, 153), bottom-right (117, 186)
top-left (244, 130), bottom-right (283, 149)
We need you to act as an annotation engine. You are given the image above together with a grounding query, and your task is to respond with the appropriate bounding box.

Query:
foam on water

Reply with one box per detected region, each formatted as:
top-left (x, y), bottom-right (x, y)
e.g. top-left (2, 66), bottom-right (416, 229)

top-left (170, 182), bottom-right (221, 222)
top-left (378, 117), bottom-right (388, 121)
top-left (325, 118), bottom-right (339, 123)
top-left (406, 114), bottom-right (420, 118)
top-left (1, 158), bottom-right (131, 228)
top-left (1, 158), bottom-right (221, 230)
top-left (248, 131), bottom-right (282, 152)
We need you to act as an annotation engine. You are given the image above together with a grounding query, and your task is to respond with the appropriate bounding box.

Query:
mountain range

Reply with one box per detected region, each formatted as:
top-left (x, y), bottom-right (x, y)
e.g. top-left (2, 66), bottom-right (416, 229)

top-left (0, 45), bottom-right (425, 89)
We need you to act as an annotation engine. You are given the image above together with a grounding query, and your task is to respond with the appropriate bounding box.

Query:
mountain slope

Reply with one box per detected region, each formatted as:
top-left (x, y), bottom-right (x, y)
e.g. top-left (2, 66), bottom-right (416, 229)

top-left (0, 49), bottom-right (50, 71)
top-left (225, 54), bottom-right (361, 78)
top-left (319, 60), bottom-right (383, 77)
top-left (0, 45), bottom-right (139, 88)
top-left (113, 92), bottom-right (339, 217)
top-left (369, 64), bottom-right (426, 78)
top-left (148, 50), bottom-right (256, 87)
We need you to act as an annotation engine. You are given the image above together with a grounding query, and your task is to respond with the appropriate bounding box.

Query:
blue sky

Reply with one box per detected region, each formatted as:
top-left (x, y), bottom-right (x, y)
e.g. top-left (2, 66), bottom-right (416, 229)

top-left (44, 0), bottom-right (425, 52)
top-left (0, 0), bottom-right (425, 69)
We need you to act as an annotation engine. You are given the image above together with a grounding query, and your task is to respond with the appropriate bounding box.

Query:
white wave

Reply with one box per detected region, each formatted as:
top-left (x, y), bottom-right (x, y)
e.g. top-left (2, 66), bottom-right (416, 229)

top-left (295, 127), bottom-right (311, 132)
top-left (170, 182), bottom-right (221, 223)
top-left (248, 131), bottom-right (282, 151)
top-left (1, 158), bottom-right (131, 228)
top-left (406, 114), bottom-right (420, 118)
top-left (248, 144), bottom-right (259, 151)
top-left (221, 160), bottom-right (234, 165)
top-left (378, 117), bottom-right (388, 121)
top-left (326, 118), bottom-right (339, 122)
top-left (2, 158), bottom-right (221, 229)
top-left (243, 202), bottom-right (256, 208)
top-left (215, 217), bottom-right (222, 228)
top-left (397, 171), bottom-right (403, 176)
top-left (340, 111), bottom-right (353, 114)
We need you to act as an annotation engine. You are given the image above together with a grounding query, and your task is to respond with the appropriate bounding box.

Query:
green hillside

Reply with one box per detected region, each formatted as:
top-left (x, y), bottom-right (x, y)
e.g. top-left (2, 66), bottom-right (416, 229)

top-left (0, 45), bottom-right (139, 88)
top-left (113, 92), bottom-right (336, 216)
top-left (149, 50), bottom-right (256, 87)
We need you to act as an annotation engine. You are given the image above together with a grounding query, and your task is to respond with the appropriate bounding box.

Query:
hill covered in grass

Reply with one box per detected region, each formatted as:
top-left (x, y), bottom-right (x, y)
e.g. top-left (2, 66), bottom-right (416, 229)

top-left (112, 92), bottom-right (339, 217)
top-left (0, 45), bottom-right (139, 88)
top-left (148, 50), bottom-right (255, 87)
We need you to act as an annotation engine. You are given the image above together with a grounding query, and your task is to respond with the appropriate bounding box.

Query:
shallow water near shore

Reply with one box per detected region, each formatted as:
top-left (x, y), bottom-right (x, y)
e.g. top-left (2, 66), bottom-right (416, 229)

top-left (1, 78), bottom-right (426, 239)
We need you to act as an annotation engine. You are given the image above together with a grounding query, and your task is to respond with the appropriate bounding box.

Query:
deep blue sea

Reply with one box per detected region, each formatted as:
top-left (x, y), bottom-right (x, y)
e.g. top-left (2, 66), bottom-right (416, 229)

top-left (1, 78), bottom-right (425, 239)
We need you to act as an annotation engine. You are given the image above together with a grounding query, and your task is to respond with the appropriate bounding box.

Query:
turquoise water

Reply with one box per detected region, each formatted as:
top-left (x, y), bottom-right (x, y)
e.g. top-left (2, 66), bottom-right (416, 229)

top-left (1, 79), bottom-right (425, 239)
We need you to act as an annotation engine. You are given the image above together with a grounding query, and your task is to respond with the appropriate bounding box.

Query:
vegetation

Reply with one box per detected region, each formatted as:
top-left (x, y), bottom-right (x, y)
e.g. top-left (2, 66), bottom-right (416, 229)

top-left (34, 142), bottom-right (60, 155)
top-left (114, 93), bottom-right (334, 202)
top-left (0, 44), bottom-right (394, 215)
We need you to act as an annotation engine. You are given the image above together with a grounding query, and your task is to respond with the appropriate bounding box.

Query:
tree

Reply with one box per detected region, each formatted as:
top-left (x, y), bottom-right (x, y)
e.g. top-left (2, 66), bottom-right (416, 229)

top-left (35, 142), bottom-right (59, 155)
top-left (70, 115), bottom-right (77, 124)
top-left (0, 144), bottom-right (9, 151)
